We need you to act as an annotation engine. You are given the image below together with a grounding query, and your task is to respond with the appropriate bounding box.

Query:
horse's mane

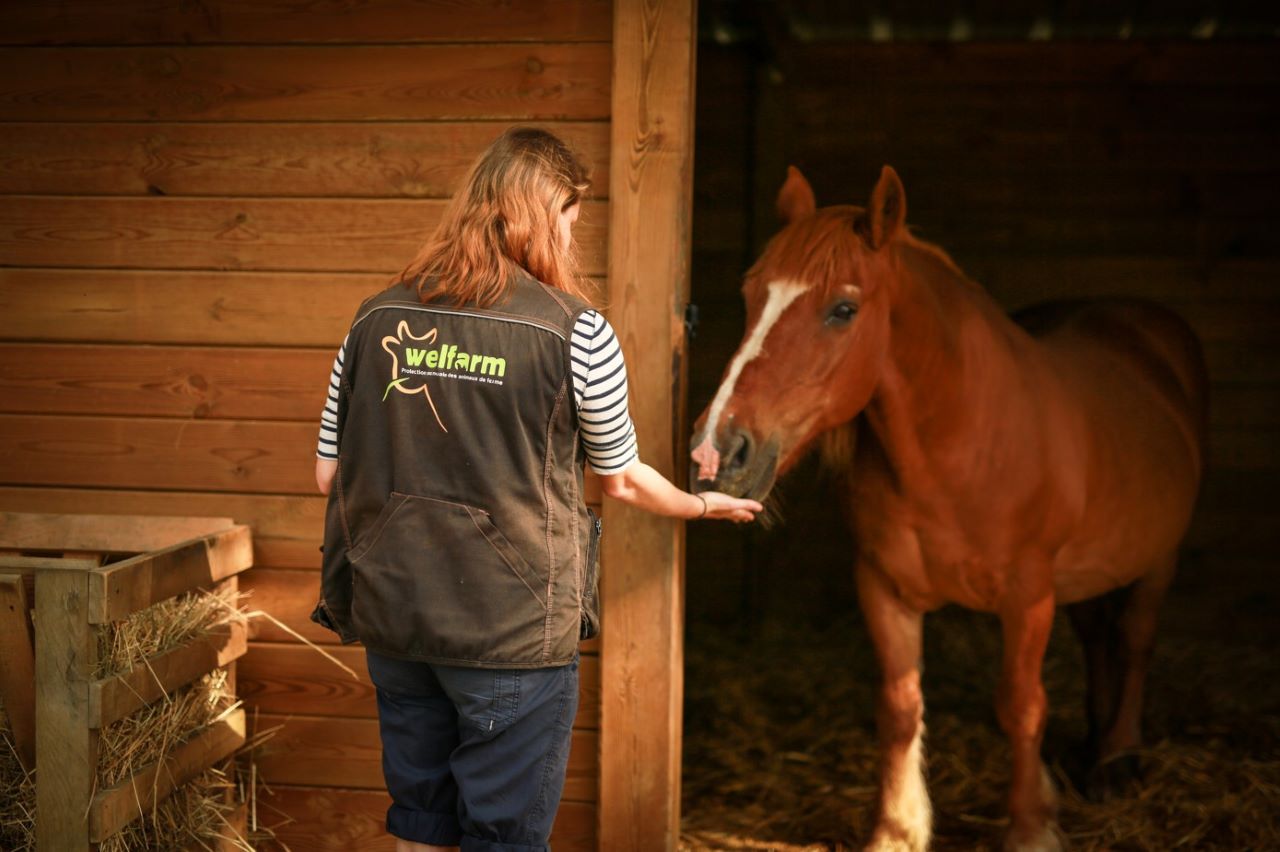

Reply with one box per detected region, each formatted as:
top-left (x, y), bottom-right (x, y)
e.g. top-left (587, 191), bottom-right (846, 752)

top-left (749, 205), bottom-right (982, 298)
top-left (746, 206), bottom-right (864, 297)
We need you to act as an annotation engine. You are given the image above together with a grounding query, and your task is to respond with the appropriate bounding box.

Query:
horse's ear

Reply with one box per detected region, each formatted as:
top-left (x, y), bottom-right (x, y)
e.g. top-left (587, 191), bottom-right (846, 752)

top-left (858, 165), bottom-right (907, 249)
top-left (776, 166), bottom-right (816, 223)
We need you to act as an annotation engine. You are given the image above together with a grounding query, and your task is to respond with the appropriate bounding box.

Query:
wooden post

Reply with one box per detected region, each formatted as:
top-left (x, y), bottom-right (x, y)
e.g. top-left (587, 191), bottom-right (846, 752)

top-left (601, 0), bottom-right (698, 849)
top-left (34, 561), bottom-right (99, 852)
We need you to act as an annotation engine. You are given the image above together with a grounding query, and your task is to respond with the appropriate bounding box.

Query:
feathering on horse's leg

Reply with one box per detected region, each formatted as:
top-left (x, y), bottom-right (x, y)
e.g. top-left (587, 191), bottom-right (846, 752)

top-left (997, 592), bottom-right (1062, 852)
top-left (857, 565), bottom-right (931, 852)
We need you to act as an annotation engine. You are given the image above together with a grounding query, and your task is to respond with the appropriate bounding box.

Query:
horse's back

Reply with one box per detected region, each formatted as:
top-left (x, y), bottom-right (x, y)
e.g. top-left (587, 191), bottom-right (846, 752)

top-left (1014, 298), bottom-right (1209, 459)
top-left (1014, 298), bottom-right (1209, 600)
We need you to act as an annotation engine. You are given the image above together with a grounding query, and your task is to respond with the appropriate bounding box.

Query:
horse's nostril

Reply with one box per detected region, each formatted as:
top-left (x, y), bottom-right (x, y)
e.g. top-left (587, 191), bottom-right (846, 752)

top-left (725, 432), bottom-right (752, 473)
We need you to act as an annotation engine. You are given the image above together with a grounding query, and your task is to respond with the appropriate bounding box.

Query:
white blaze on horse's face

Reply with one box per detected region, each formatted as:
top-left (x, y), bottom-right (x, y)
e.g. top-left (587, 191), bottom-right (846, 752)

top-left (691, 279), bottom-right (809, 482)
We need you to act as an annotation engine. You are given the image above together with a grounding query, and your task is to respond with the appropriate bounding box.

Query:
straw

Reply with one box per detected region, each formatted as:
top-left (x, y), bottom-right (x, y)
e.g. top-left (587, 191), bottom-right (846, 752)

top-left (681, 592), bottom-right (1280, 851)
top-left (0, 586), bottom-right (275, 850)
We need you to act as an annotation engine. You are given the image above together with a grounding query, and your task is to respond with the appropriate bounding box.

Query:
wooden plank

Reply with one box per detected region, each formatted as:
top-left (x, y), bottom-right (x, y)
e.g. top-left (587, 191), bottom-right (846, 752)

top-left (0, 554), bottom-right (100, 573)
top-left (0, 343), bottom-right (334, 421)
top-left (910, 214), bottom-right (1280, 259)
top-left (0, 121), bottom-right (611, 198)
top-left (996, 299), bottom-right (1280, 347)
top-left (249, 714), bottom-right (598, 802)
top-left (0, 197), bottom-right (609, 275)
top-left (0, 268), bottom-right (382, 347)
top-left (962, 257), bottom-right (1280, 305)
top-left (0, 45), bottom-right (611, 121)
top-left (0, 511), bottom-right (232, 552)
top-left (786, 127), bottom-right (1280, 173)
top-left (778, 41), bottom-right (1280, 86)
top-left (0, 414), bottom-right (319, 496)
top-left (88, 524), bottom-right (252, 622)
top-left (0, 0), bottom-right (611, 45)
top-left (783, 167), bottom-right (1280, 219)
top-left (601, 0), bottom-right (697, 848)
top-left (242, 569), bottom-right (336, 645)
top-left (34, 562), bottom-right (96, 852)
top-left (240, 568), bottom-right (601, 656)
top-left (0, 573), bottom-right (36, 771)
top-left (238, 641), bottom-right (601, 727)
top-left (1204, 342), bottom-right (1280, 384)
top-left (0, 493), bottom-right (596, 582)
top-left (239, 642), bottom-right (375, 719)
top-left (1208, 427), bottom-right (1280, 471)
top-left (90, 620), bottom-right (249, 729)
top-left (254, 786), bottom-right (595, 852)
top-left (89, 708), bottom-right (247, 843)
top-left (790, 88), bottom-right (1280, 142)
top-left (1208, 385), bottom-right (1280, 429)
top-left (0, 268), bottom-right (606, 347)
top-left (0, 488), bottom-right (324, 570)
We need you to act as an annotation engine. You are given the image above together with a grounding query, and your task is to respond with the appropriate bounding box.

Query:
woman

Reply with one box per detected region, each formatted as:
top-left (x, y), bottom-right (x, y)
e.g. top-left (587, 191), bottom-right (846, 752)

top-left (311, 127), bottom-right (760, 852)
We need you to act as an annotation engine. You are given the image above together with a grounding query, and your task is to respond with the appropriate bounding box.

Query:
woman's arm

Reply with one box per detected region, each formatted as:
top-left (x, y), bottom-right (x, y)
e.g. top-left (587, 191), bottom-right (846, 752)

top-left (316, 457), bottom-right (337, 495)
top-left (598, 461), bottom-right (761, 522)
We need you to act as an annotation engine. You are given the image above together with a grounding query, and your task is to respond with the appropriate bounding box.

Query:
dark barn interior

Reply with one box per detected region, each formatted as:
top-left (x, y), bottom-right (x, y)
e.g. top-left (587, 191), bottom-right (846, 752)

top-left (680, 2), bottom-right (1280, 849)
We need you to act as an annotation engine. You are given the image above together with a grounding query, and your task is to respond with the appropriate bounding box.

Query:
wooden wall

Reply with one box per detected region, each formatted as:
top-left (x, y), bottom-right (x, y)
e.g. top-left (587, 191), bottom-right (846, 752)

top-left (687, 39), bottom-right (1280, 624)
top-left (0, 3), bottom-right (611, 849)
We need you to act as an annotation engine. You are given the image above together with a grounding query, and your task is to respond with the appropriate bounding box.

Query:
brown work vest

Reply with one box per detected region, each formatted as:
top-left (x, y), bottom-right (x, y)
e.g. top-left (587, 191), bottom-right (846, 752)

top-left (312, 274), bottom-right (601, 668)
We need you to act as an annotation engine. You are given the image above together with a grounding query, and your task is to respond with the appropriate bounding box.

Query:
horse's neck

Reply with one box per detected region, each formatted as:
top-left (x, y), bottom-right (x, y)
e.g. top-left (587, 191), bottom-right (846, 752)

top-left (864, 243), bottom-right (1031, 486)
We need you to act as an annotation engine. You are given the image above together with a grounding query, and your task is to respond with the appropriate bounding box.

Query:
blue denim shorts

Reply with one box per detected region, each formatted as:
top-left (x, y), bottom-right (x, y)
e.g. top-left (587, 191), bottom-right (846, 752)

top-left (365, 649), bottom-right (579, 852)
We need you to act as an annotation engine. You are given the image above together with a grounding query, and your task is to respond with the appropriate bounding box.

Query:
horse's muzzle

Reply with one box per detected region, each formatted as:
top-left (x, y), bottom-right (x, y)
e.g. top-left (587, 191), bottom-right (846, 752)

top-left (690, 425), bottom-right (778, 501)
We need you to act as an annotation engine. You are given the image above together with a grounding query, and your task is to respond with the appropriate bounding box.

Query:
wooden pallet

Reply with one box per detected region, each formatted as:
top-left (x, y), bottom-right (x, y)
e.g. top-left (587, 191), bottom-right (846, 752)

top-left (0, 512), bottom-right (253, 851)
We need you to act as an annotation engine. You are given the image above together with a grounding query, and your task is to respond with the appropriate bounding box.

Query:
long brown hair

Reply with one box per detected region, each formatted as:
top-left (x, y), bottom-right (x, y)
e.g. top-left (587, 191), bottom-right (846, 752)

top-left (397, 127), bottom-right (595, 307)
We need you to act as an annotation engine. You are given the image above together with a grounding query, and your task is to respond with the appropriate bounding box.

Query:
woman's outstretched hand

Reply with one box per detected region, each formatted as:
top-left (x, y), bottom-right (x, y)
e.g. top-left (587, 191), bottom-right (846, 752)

top-left (695, 490), bottom-right (763, 523)
top-left (599, 461), bottom-right (763, 523)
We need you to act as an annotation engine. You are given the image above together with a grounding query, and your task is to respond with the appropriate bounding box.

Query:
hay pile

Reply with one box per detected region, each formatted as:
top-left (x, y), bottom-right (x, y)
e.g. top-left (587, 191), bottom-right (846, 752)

top-left (0, 585), bottom-right (260, 851)
top-left (681, 574), bottom-right (1280, 851)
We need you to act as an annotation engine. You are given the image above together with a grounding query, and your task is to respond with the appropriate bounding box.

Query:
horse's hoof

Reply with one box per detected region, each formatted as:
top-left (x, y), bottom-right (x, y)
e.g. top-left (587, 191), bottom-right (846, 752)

top-left (1003, 821), bottom-right (1065, 852)
top-left (1085, 753), bottom-right (1142, 802)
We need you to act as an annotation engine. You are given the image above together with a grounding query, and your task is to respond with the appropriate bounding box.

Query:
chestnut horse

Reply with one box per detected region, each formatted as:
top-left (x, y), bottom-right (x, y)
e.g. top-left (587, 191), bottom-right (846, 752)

top-left (691, 166), bottom-right (1207, 851)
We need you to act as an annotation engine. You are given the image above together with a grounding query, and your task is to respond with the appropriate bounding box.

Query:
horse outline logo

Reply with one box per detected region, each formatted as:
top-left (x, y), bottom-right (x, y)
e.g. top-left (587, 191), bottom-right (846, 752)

top-left (381, 320), bottom-right (448, 432)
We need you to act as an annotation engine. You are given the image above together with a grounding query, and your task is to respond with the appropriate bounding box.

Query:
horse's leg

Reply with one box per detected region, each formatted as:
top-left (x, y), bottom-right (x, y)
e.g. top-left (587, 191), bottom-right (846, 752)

top-left (857, 566), bottom-right (930, 852)
top-left (997, 592), bottom-right (1061, 852)
top-left (1065, 587), bottom-right (1127, 792)
top-left (1094, 553), bottom-right (1177, 793)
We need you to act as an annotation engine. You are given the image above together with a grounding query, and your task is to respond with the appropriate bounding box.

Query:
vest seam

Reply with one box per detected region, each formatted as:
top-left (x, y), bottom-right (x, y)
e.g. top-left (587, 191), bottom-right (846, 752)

top-left (335, 459), bottom-right (354, 551)
top-left (352, 302), bottom-right (568, 339)
top-left (540, 372), bottom-right (570, 664)
top-left (537, 281), bottom-right (575, 318)
top-left (569, 426), bottom-right (583, 630)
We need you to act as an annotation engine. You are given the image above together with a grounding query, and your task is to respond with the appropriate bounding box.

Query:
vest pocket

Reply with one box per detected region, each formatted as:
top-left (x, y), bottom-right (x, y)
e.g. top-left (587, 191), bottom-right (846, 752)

top-left (349, 491), bottom-right (549, 662)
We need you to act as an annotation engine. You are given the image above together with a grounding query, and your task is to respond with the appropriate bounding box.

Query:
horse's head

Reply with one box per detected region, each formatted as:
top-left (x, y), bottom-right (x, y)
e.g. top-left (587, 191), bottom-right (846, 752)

top-left (691, 165), bottom-right (907, 500)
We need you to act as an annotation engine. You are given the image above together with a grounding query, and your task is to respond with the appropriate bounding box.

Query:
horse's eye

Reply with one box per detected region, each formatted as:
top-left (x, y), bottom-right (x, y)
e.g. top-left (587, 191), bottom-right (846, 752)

top-left (827, 301), bottom-right (858, 325)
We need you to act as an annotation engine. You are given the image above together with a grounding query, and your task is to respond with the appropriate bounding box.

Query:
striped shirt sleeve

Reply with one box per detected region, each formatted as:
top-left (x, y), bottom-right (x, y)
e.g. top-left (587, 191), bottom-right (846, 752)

top-left (571, 310), bottom-right (639, 475)
top-left (315, 335), bottom-right (347, 460)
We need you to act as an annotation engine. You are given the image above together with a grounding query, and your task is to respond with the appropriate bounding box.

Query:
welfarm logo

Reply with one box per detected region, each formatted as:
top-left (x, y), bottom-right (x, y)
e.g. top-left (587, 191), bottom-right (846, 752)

top-left (380, 320), bottom-right (509, 432)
